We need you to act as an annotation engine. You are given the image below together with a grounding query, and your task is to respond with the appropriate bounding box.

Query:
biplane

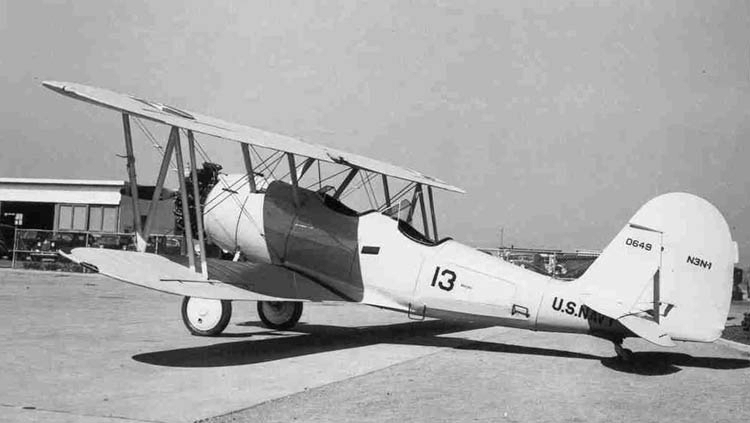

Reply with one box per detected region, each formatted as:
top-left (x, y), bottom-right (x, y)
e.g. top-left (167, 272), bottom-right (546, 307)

top-left (43, 81), bottom-right (738, 361)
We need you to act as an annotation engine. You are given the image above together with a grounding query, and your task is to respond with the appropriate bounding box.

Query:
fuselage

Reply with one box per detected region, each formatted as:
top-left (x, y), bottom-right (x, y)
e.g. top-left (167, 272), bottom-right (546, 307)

top-left (204, 177), bottom-right (629, 340)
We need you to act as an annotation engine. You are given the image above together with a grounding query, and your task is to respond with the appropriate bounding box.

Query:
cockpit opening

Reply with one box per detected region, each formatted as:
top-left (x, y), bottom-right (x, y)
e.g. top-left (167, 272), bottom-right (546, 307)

top-left (316, 187), bottom-right (448, 247)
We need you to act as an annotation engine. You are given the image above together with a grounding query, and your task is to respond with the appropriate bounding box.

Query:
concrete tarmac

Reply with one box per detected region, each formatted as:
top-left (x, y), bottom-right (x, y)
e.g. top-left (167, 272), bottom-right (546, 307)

top-left (1, 269), bottom-right (749, 423)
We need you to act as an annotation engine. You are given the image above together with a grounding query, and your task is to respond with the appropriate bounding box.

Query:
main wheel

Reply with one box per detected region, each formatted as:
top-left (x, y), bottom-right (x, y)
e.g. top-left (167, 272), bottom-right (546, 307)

top-left (181, 296), bottom-right (232, 336)
top-left (257, 301), bottom-right (303, 330)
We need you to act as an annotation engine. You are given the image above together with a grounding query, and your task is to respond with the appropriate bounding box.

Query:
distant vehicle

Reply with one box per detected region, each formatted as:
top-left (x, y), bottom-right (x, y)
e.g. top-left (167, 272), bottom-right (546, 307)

top-left (47, 81), bottom-right (739, 361)
top-left (89, 233), bottom-right (134, 251)
top-left (0, 224), bottom-right (15, 259)
top-left (0, 234), bottom-right (8, 259)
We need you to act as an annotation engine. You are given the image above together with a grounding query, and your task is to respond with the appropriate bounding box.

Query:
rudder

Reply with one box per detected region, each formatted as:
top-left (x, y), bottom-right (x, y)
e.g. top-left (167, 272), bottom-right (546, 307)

top-left (579, 192), bottom-right (737, 343)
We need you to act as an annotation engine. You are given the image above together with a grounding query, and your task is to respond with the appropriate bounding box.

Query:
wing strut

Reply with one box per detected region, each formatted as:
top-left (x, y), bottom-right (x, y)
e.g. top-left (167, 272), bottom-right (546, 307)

top-left (382, 175), bottom-right (391, 208)
top-left (406, 185), bottom-right (418, 224)
top-left (188, 130), bottom-right (208, 277)
top-left (121, 113), bottom-right (145, 251)
top-left (427, 186), bottom-right (438, 240)
top-left (417, 184), bottom-right (430, 240)
top-left (143, 126), bottom-right (177, 239)
top-left (173, 128), bottom-right (196, 272)
top-left (287, 153), bottom-right (300, 207)
top-left (334, 168), bottom-right (359, 199)
top-left (299, 157), bottom-right (315, 179)
top-left (240, 143), bottom-right (257, 193)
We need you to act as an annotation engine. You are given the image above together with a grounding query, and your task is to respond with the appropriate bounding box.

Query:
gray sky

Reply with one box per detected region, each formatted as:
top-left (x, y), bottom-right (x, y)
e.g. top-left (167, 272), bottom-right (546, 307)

top-left (1, 0), bottom-right (749, 264)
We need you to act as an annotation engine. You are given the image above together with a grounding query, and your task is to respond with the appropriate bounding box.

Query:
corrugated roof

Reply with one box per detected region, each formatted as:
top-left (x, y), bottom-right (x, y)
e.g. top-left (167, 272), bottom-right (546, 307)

top-left (0, 177), bottom-right (124, 187)
top-left (0, 178), bottom-right (124, 205)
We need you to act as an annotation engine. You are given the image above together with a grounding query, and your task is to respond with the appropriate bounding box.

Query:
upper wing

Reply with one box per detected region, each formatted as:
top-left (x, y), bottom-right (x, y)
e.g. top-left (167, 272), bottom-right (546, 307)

top-left (42, 81), bottom-right (464, 194)
top-left (64, 248), bottom-right (348, 302)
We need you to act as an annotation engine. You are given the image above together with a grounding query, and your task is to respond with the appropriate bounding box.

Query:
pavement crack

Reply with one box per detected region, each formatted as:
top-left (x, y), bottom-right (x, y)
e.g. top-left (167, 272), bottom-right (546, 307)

top-left (0, 403), bottom-right (168, 423)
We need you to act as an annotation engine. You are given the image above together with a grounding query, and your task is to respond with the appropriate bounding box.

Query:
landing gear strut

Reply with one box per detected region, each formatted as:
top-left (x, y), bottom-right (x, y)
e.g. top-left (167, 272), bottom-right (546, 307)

top-left (257, 301), bottom-right (303, 330)
top-left (613, 338), bottom-right (633, 362)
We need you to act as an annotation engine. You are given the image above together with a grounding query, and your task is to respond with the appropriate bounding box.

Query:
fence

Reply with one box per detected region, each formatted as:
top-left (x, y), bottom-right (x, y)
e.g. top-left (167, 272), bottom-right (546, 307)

top-left (478, 247), bottom-right (599, 280)
top-left (9, 228), bottom-right (184, 271)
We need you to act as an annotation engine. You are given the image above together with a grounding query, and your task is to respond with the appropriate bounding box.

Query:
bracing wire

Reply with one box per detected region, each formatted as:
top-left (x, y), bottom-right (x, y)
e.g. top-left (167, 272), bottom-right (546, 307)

top-left (304, 167), bottom-right (349, 190)
top-left (266, 153), bottom-right (285, 180)
top-left (365, 172), bottom-right (379, 206)
top-left (358, 172), bottom-right (374, 209)
top-left (203, 147), bottom-right (280, 211)
top-left (341, 171), bottom-right (377, 200)
top-left (249, 145), bottom-right (273, 188)
top-left (134, 117), bottom-right (178, 173)
top-left (180, 128), bottom-right (213, 165)
top-left (378, 182), bottom-right (415, 212)
top-left (276, 155), bottom-right (311, 184)
top-left (181, 131), bottom-right (257, 225)
top-left (169, 129), bottom-right (426, 228)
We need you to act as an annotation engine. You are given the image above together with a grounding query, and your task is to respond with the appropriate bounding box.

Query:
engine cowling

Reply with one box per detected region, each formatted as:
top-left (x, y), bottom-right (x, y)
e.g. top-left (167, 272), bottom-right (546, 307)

top-left (203, 173), bottom-right (271, 263)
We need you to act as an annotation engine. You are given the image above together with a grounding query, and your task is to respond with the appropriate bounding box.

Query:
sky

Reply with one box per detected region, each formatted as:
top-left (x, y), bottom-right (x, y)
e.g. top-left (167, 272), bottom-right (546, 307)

top-left (1, 0), bottom-right (749, 264)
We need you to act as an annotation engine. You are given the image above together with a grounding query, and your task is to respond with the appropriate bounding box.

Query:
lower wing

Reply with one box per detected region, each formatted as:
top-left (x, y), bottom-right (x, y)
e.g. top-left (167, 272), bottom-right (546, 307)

top-left (63, 248), bottom-right (348, 302)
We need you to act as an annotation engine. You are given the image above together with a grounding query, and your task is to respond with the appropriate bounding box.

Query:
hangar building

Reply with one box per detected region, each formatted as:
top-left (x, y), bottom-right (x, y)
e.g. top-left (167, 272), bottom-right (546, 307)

top-left (0, 177), bottom-right (175, 254)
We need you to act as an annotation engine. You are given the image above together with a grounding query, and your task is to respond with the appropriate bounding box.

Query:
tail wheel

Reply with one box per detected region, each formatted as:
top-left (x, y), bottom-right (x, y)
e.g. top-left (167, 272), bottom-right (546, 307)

top-left (181, 296), bottom-right (232, 336)
top-left (613, 339), bottom-right (634, 362)
top-left (257, 301), bottom-right (303, 330)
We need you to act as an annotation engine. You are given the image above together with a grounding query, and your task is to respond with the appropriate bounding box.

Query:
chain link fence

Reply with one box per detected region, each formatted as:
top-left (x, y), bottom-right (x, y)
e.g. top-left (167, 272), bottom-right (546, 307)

top-left (9, 228), bottom-right (184, 272)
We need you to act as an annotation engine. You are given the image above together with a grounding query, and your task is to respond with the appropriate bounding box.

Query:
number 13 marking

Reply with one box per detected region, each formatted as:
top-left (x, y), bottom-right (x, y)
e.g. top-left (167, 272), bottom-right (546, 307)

top-left (431, 266), bottom-right (456, 291)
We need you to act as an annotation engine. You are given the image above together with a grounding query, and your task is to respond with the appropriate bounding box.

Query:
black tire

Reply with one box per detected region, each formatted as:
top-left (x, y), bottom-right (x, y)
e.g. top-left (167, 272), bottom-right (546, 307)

top-left (257, 301), bottom-right (303, 330)
top-left (181, 296), bottom-right (232, 336)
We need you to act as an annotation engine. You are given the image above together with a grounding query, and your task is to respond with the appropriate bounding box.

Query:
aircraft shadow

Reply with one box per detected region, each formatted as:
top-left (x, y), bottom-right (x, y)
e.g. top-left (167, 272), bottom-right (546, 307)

top-left (133, 320), bottom-right (489, 368)
top-left (132, 321), bottom-right (750, 376)
top-left (600, 352), bottom-right (750, 376)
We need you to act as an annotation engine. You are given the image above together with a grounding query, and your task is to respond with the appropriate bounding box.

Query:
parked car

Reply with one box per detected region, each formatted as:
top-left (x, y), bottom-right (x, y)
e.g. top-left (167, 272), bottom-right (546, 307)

top-left (0, 234), bottom-right (8, 259)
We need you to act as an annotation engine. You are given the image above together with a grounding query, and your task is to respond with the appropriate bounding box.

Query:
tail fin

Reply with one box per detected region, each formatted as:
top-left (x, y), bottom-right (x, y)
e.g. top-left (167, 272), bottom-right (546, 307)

top-left (579, 192), bottom-right (737, 344)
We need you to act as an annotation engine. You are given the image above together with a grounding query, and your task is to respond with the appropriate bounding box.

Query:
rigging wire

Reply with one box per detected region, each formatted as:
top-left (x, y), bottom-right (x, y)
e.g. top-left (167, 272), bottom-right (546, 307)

top-left (266, 153), bottom-right (285, 180)
top-left (304, 167), bottom-right (349, 190)
top-left (249, 145), bottom-right (273, 188)
top-left (202, 146), bottom-right (282, 211)
top-left (276, 155), bottom-right (312, 184)
top-left (378, 182), bottom-right (415, 212)
top-left (341, 171), bottom-right (377, 200)
top-left (366, 172), bottom-right (380, 206)
top-left (358, 172), bottom-right (376, 209)
top-left (181, 131), bottom-right (256, 226)
top-left (168, 129), bottom-right (429, 232)
top-left (203, 147), bottom-right (279, 208)
top-left (180, 128), bottom-right (213, 165)
top-left (134, 117), bottom-right (178, 173)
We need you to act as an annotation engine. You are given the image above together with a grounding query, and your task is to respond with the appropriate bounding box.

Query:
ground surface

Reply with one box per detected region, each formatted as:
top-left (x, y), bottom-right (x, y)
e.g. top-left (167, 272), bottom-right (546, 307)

top-left (1, 269), bottom-right (749, 423)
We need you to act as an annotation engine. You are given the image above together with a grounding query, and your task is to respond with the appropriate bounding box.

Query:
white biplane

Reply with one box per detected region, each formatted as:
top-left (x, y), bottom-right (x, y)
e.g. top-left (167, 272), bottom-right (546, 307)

top-left (44, 81), bottom-right (738, 361)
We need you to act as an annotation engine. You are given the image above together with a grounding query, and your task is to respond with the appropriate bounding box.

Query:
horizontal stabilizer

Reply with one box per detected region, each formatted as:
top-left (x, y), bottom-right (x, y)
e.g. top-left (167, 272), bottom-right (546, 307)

top-left (65, 248), bottom-right (347, 302)
top-left (618, 315), bottom-right (676, 347)
top-left (582, 298), bottom-right (675, 347)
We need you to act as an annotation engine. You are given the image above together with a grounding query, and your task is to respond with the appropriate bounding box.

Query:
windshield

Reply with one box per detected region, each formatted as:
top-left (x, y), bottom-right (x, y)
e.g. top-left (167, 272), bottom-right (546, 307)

top-left (320, 192), bottom-right (359, 217)
top-left (317, 181), bottom-right (444, 245)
